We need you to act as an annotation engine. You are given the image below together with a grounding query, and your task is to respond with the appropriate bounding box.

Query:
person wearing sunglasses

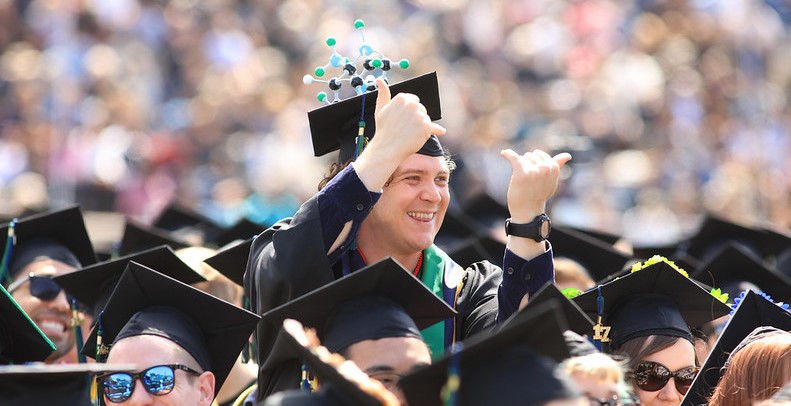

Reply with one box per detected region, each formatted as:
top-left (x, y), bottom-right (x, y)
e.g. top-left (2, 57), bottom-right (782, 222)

top-left (573, 257), bottom-right (731, 406)
top-left (0, 207), bottom-right (98, 364)
top-left (81, 261), bottom-right (260, 406)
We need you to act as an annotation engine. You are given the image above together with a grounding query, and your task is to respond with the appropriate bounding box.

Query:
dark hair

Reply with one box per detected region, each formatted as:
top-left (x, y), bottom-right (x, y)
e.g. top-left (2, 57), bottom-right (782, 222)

top-left (615, 335), bottom-right (690, 370)
top-left (317, 150), bottom-right (457, 191)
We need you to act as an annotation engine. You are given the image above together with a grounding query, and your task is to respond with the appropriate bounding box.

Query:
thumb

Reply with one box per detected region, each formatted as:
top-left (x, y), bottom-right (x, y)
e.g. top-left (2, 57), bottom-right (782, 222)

top-left (374, 77), bottom-right (392, 115)
top-left (553, 152), bottom-right (573, 168)
top-left (499, 149), bottom-right (521, 168)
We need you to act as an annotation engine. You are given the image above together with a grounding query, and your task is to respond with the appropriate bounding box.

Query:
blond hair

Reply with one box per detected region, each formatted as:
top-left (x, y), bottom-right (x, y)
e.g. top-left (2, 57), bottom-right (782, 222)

top-left (563, 352), bottom-right (624, 384)
top-left (175, 246), bottom-right (244, 306)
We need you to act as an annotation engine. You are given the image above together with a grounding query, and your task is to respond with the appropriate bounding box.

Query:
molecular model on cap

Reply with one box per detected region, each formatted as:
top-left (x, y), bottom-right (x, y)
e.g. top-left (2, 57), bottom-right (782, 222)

top-left (302, 19), bottom-right (410, 104)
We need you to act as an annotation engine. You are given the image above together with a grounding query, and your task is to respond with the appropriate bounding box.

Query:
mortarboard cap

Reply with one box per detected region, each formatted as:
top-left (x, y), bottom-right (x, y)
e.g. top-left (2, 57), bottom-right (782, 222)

top-left (399, 301), bottom-right (578, 406)
top-left (0, 207), bottom-right (97, 285)
top-left (551, 225), bottom-right (632, 284)
top-left (53, 245), bottom-right (206, 318)
top-left (153, 203), bottom-right (224, 246)
top-left (307, 72), bottom-right (443, 164)
top-left (631, 242), bottom-right (701, 275)
top-left (681, 290), bottom-right (791, 406)
top-left (573, 259), bottom-right (732, 350)
top-left (202, 238), bottom-right (252, 287)
top-left (0, 363), bottom-right (136, 405)
top-left (263, 319), bottom-right (398, 406)
top-left (214, 218), bottom-right (266, 248)
top-left (82, 261), bottom-right (261, 396)
top-left (0, 284), bottom-right (54, 364)
top-left (691, 242), bottom-right (791, 304)
top-left (683, 215), bottom-right (768, 263)
top-left (508, 282), bottom-right (594, 337)
top-left (118, 220), bottom-right (190, 256)
top-left (261, 257), bottom-right (456, 356)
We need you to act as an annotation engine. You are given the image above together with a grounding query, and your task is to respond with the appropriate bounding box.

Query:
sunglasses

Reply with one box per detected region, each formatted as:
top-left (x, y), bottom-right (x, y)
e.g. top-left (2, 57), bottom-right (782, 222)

top-left (97, 364), bottom-right (202, 403)
top-left (632, 361), bottom-right (698, 394)
top-left (8, 273), bottom-right (72, 302)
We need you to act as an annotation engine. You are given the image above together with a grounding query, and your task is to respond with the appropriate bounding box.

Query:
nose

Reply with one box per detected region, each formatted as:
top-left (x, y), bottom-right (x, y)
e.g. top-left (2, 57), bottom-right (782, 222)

top-left (419, 181), bottom-right (442, 203)
top-left (120, 380), bottom-right (155, 405)
top-left (656, 378), bottom-right (682, 402)
top-left (48, 290), bottom-right (71, 314)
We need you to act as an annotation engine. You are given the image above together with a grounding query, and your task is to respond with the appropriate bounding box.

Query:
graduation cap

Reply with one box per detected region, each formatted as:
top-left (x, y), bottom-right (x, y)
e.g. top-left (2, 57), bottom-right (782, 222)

top-left (214, 219), bottom-right (265, 248)
top-left (82, 261), bottom-right (261, 397)
top-left (0, 207), bottom-right (97, 286)
top-left (53, 245), bottom-right (206, 318)
top-left (681, 290), bottom-right (791, 406)
top-left (691, 242), bottom-right (791, 303)
top-left (683, 215), bottom-right (769, 263)
top-left (307, 72), bottom-right (443, 164)
top-left (0, 363), bottom-right (136, 406)
top-left (507, 282), bottom-right (594, 337)
top-left (262, 319), bottom-right (399, 406)
top-left (262, 257), bottom-right (456, 357)
top-left (460, 191), bottom-right (510, 232)
top-left (118, 220), bottom-right (190, 256)
top-left (399, 300), bottom-right (578, 406)
top-left (202, 238), bottom-right (252, 287)
top-left (0, 284), bottom-right (54, 364)
top-left (631, 242), bottom-right (701, 275)
top-left (573, 259), bottom-right (732, 351)
top-left (551, 225), bottom-right (632, 284)
top-left (152, 203), bottom-right (224, 246)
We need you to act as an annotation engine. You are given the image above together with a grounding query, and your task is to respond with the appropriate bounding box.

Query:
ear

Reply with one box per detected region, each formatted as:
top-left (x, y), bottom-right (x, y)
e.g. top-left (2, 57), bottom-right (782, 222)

top-left (197, 371), bottom-right (216, 406)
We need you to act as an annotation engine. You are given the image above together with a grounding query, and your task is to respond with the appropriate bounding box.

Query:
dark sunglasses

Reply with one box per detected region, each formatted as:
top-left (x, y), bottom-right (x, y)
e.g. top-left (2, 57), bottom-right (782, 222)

top-left (632, 361), bottom-right (698, 394)
top-left (8, 273), bottom-right (71, 301)
top-left (97, 364), bottom-right (202, 403)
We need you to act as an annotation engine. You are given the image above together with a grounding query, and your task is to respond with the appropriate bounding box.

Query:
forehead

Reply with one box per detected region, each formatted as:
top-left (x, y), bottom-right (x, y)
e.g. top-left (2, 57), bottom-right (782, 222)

top-left (393, 154), bottom-right (449, 175)
top-left (108, 334), bottom-right (194, 366)
top-left (16, 258), bottom-right (76, 280)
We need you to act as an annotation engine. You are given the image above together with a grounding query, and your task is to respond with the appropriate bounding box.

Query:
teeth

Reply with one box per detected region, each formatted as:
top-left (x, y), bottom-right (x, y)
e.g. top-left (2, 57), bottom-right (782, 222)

top-left (40, 320), bottom-right (66, 333)
top-left (407, 212), bottom-right (433, 220)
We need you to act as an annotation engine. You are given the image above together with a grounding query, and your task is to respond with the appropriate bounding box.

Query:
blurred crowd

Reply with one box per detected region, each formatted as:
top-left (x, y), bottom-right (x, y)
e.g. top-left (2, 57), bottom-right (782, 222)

top-left (0, 0), bottom-right (790, 245)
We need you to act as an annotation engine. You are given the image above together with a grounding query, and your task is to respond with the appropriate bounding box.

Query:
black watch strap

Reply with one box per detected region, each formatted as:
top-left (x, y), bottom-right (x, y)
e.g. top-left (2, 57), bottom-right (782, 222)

top-left (504, 214), bottom-right (551, 242)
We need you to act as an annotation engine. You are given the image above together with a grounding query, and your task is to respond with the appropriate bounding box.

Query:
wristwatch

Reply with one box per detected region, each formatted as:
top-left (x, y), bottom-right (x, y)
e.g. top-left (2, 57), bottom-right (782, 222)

top-left (504, 213), bottom-right (551, 242)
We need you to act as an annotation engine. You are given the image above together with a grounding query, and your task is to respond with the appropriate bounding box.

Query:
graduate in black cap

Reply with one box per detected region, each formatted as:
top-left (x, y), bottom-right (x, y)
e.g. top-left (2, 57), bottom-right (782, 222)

top-left (261, 319), bottom-right (400, 406)
top-left (82, 261), bottom-right (260, 405)
top-left (0, 283), bottom-right (54, 364)
top-left (573, 257), bottom-right (731, 405)
top-left (260, 257), bottom-right (455, 405)
top-left (682, 290), bottom-right (791, 406)
top-left (246, 60), bottom-right (571, 400)
top-left (399, 300), bottom-right (583, 406)
top-left (0, 207), bottom-right (97, 364)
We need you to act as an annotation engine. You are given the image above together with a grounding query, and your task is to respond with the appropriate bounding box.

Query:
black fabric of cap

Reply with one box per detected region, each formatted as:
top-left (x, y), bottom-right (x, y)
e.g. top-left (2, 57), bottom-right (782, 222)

top-left (307, 72), bottom-right (443, 164)
top-left (0, 207), bottom-right (97, 283)
top-left (202, 238), bottom-right (253, 287)
top-left (82, 261), bottom-right (261, 396)
top-left (0, 284), bottom-right (54, 364)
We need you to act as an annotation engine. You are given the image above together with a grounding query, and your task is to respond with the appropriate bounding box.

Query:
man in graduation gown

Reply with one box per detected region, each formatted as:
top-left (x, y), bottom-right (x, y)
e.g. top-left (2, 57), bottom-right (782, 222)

top-left (245, 72), bottom-right (571, 401)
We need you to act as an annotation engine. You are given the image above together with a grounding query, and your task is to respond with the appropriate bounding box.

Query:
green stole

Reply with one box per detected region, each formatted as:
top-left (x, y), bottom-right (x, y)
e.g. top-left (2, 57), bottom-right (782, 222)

top-left (418, 245), bottom-right (449, 360)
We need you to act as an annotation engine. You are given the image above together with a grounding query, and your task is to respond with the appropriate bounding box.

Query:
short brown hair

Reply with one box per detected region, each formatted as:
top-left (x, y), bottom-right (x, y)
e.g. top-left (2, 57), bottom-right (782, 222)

top-left (317, 151), bottom-right (457, 191)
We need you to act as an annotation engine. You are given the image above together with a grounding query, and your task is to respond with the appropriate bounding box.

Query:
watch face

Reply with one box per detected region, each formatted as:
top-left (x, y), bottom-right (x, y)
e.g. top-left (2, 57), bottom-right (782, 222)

top-left (540, 218), bottom-right (551, 239)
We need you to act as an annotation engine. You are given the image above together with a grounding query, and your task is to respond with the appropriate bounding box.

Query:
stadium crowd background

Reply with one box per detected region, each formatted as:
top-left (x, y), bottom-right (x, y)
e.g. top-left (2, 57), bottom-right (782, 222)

top-left (0, 0), bottom-right (790, 248)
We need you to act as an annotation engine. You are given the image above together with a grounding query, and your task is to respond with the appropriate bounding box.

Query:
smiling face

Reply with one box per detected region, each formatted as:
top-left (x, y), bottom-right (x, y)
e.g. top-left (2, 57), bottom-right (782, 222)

top-left (9, 259), bottom-right (77, 362)
top-left (357, 153), bottom-right (450, 258)
top-left (634, 338), bottom-right (697, 406)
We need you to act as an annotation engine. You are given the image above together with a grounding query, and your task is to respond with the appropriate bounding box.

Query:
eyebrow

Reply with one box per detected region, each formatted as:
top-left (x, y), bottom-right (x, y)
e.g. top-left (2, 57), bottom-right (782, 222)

top-left (363, 362), bottom-right (430, 375)
top-left (393, 168), bottom-right (450, 178)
